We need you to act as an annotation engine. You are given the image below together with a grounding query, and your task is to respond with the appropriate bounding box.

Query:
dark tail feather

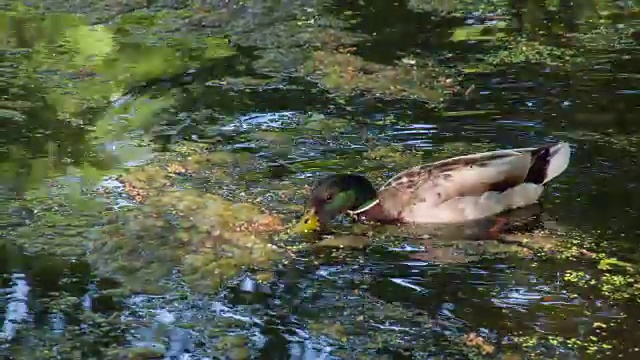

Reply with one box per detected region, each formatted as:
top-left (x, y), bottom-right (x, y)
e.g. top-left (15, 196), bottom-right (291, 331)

top-left (524, 142), bottom-right (571, 184)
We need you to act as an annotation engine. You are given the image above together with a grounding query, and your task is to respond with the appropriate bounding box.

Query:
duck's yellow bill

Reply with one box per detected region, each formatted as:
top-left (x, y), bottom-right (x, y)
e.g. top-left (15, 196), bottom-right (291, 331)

top-left (292, 209), bottom-right (320, 234)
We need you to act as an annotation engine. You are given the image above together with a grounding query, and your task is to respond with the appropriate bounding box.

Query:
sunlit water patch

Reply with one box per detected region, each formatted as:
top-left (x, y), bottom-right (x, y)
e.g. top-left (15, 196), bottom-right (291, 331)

top-left (0, 274), bottom-right (29, 341)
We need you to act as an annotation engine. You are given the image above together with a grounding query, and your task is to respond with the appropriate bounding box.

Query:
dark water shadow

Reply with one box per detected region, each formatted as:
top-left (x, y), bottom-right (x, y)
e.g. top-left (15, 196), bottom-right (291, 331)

top-left (0, 242), bottom-right (125, 357)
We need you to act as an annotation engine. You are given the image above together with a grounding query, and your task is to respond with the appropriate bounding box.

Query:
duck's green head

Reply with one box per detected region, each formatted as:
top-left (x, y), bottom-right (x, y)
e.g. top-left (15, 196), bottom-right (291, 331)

top-left (293, 174), bottom-right (378, 233)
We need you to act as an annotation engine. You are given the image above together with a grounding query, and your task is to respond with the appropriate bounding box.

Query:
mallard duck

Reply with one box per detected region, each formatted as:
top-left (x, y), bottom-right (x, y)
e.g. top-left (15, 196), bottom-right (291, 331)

top-left (293, 142), bottom-right (571, 233)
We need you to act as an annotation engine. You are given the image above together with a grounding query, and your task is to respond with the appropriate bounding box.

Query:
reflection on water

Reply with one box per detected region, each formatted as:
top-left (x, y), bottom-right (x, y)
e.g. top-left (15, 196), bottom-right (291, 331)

top-left (1, 0), bottom-right (640, 358)
top-left (1, 274), bottom-right (29, 341)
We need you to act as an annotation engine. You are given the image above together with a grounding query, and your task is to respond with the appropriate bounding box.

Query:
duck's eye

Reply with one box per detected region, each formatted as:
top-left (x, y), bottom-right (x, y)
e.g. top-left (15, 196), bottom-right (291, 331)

top-left (325, 194), bottom-right (333, 201)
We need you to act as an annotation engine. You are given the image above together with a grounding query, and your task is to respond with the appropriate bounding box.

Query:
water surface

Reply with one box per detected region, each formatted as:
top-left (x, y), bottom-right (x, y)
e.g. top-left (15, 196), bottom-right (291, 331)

top-left (1, 0), bottom-right (640, 358)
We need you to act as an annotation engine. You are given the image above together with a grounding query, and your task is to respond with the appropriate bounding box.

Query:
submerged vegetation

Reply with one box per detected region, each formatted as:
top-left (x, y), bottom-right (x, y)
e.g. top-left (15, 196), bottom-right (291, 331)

top-left (2, 0), bottom-right (640, 358)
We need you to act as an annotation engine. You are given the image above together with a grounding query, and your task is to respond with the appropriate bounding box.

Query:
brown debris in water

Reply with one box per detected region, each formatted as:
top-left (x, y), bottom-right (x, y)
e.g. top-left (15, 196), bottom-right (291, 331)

top-left (302, 50), bottom-right (450, 102)
top-left (89, 148), bottom-right (286, 294)
top-left (166, 162), bottom-right (191, 175)
top-left (463, 332), bottom-right (495, 355)
top-left (119, 166), bottom-right (172, 203)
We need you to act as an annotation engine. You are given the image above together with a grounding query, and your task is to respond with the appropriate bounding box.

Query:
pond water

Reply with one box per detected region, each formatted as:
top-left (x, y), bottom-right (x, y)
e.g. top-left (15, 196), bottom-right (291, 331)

top-left (1, 0), bottom-right (640, 359)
